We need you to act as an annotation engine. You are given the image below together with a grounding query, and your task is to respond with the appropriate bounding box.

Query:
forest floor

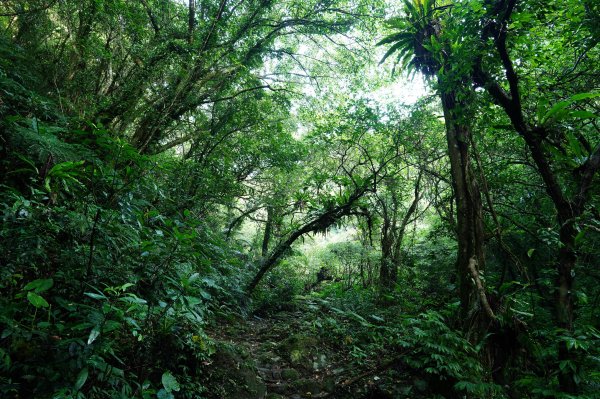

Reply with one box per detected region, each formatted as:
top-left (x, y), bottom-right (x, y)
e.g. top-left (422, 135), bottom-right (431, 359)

top-left (204, 296), bottom-right (411, 399)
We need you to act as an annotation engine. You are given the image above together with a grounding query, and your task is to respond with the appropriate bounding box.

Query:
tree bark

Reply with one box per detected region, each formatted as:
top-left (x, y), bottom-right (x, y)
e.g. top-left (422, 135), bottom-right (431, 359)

top-left (188, 0), bottom-right (196, 44)
top-left (440, 90), bottom-right (487, 327)
top-left (556, 219), bottom-right (577, 393)
top-left (467, 256), bottom-right (496, 321)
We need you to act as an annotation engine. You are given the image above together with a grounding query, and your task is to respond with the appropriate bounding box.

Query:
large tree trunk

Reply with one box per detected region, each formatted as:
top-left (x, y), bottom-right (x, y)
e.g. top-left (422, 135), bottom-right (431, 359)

top-left (556, 215), bottom-right (577, 393)
top-left (379, 234), bottom-right (395, 290)
top-left (440, 90), bottom-right (487, 328)
top-left (188, 0), bottom-right (196, 44)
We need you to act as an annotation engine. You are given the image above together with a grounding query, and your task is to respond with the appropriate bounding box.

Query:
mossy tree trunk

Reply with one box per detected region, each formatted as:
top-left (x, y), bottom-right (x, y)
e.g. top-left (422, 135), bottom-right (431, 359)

top-left (440, 90), bottom-right (487, 329)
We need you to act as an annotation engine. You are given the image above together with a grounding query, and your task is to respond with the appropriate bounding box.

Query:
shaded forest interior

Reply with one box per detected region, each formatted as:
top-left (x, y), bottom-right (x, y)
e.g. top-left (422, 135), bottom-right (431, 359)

top-left (0, 0), bottom-right (599, 398)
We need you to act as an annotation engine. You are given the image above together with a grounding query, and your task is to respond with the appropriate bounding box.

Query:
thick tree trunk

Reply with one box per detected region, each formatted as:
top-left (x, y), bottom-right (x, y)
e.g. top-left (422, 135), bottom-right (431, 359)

top-left (379, 228), bottom-right (405, 291)
top-left (556, 219), bottom-right (577, 393)
top-left (378, 190), bottom-right (394, 291)
top-left (440, 90), bottom-right (487, 328)
top-left (188, 0), bottom-right (196, 44)
top-left (379, 235), bottom-right (395, 290)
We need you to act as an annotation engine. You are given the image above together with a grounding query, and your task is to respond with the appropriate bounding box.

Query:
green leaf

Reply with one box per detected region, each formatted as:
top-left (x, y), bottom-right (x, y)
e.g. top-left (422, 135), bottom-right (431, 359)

top-left (23, 278), bottom-right (54, 293)
top-left (202, 278), bottom-right (217, 288)
top-left (510, 308), bottom-right (534, 317)
top-left (87, 326), bottom-right (101, 345)
top-left (27, 292), bottom-right (49, 308)
top-left (380, 40), bottom-right (411, 64)
top-left (84, 292), bottom-right (107, 300)
top-left (376, 31), bottom-right (412, 46)
top-left (15, 154), bottom-right (38, 174)
top-left (565, 131), bottom-right (583, 158)
top-left (74, 367), bottom-right (88, 391)
top-left (403, 0), bottom-right (419, 20)
top-left (369, 314), bottom-right (385, 322)
top-left (536, 98), bottom-right (550, 123)
top-left (569, 110), bottom-right (598, 119)
top-left (47, 160), bottom-right (85, 178)
top-left (199, 290), bottom-right (212, 300)
top-left (574, 229), bottom-right (586, 244)
top-left (570, 92), bottom-right (600, 101)
top-left (183, 295), bottom-right (203, 307)
top-left (162, 371), bottom-right (180, 392)
top-left (527, 248), bottom-right (535, 258)
top-left (157, 389), bottom-right (174, 399)
top-left (543, 92), bottom-right (600, 124)
top-left (187, 273), bottom-right (200, 284)
top-left (120, 283), bottom-right (135, 291)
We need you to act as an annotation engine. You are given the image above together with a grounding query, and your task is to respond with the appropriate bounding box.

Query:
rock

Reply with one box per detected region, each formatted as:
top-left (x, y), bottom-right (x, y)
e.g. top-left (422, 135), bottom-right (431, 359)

top-left (292, 378), bottom-right (321, 396)
top-left (239, 347), bottom-right (251, 359)
top-left (312, 354), bottom-right (327, 370)
top-left (267, 382), bottom-right (289, 394)
top-left (258, 351), bottom-right (280, 364)
top-left (414, 378), bottom-right (428, 392)
top-left (322, 376), bottom-right (336, 392)
top-left (205, 343), bottom-right (267, 399)
top-left (281, 368), bottom-right (300, 381)
top-left (231, 367), bottom-right (267, 399)
top-left (279, 334), bottom-right (320, 368)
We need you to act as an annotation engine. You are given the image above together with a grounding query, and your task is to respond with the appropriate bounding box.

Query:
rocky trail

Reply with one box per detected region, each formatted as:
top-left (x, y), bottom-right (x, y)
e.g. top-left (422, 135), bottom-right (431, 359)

top-left (244, 312), bottom-right (340, 398)
top-left (202, 297), bottom-right (412, 399)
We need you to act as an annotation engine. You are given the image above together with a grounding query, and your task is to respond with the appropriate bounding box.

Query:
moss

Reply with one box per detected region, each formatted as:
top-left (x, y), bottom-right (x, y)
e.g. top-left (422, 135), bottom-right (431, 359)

top-left (279, 334), bottom-right (319, 367)
top-left (292, 378), bottom-right (321, 396)
top-left (203, 343), bottom-right (267, 399)
top-left (281, 368), bottom-right (300, 381)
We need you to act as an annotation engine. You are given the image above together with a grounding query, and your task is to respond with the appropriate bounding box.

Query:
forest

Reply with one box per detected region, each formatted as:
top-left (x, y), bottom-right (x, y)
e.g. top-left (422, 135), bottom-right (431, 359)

top-left (0, 0), bottom-right (599, 398)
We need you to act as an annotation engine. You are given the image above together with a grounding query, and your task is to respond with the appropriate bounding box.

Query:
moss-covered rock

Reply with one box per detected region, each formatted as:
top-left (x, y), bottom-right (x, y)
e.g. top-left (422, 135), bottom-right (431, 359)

top-left (292, 378), bottom-right (321, 396)
top-left (258, 350), bottom-right (281, 364)
top-left (281, 368), bottom-right (300, 381)
top-left (322, 376), bottom-right (336, 392)
top-left (279, 334), bottom-right (319, 368)
top-left (203, 343), bottom-right (266, 399)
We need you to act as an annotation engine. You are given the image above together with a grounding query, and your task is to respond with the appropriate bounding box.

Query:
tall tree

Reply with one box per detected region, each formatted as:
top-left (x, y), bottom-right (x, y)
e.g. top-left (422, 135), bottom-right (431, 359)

top-left (378, 0), bottom-right (491, 326)
top-left (467, 0), bottom-right (600, 392)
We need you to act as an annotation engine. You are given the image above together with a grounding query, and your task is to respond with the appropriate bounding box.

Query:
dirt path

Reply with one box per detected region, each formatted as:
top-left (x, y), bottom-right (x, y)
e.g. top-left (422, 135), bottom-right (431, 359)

top-left (236, 311), bottom-right (343, 398)
top-left (205, 304), bottom-right (359, 398)
top-left (204, 299), bottom-right (401, 399)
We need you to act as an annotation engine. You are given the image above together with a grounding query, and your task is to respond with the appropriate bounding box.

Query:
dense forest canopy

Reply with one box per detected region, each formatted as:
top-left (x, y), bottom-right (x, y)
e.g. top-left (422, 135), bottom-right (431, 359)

top-left (0, 0), bottom-right (599, 398)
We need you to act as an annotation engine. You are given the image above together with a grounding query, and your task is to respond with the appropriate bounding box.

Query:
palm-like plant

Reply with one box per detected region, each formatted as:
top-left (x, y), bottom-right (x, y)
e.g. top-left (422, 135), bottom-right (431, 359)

top-left (377, 0), bottom-right (445, 77)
